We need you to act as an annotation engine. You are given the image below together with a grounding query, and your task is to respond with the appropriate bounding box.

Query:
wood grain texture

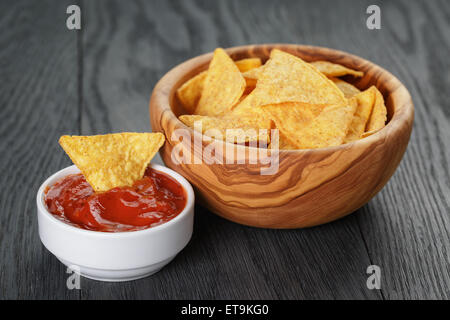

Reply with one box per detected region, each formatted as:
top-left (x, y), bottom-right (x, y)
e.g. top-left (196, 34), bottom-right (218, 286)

top-left (150, 44), bottom-right (414, 228)
top-left (0, 0), bottom-right (80, 299)
top-left (78, 0), bottom-right (379, 299)
top-left (1, 0), bottom-right (449, 300)
top-left (354, 0), bottom-right (450, 299)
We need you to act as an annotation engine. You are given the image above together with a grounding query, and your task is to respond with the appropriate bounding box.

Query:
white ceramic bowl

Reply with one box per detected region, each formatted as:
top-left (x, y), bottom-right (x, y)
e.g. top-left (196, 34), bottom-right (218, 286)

top-left (37, 164), bottom-right (195, 282)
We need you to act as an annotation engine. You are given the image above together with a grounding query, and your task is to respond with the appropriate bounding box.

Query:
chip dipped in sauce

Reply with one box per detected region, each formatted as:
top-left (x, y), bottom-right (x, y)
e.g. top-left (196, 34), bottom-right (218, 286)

top-left (44, 167), bottom-right (186, 232)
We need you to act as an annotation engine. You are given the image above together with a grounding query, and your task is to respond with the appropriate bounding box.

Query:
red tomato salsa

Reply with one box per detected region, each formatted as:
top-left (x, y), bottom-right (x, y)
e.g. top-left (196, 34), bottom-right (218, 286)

top-left (45, 167), bottom-right (186, 232)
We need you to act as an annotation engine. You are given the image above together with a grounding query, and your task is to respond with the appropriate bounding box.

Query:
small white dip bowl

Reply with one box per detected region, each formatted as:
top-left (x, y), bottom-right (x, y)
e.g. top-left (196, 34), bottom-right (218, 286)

top-left (37, 164), bottom-right (194, 282)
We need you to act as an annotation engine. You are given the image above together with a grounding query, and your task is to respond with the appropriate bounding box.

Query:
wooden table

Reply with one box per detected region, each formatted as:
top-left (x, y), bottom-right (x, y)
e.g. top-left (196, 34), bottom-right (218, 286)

top-left (1, 0), bottom-right (449, 300)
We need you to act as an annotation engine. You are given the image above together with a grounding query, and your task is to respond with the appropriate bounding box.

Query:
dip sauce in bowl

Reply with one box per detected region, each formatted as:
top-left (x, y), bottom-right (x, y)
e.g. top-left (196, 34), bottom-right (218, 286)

top-left (45, 167), bottom-right (186, 232)
top-left (37, 164), bottom-right (194, 282)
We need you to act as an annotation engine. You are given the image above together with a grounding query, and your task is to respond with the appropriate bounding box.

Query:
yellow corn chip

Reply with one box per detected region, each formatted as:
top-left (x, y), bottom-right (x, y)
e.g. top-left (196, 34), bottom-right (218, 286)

top-left (179, 115), bottom-right (269, 144)
top-left (269, 130), bottom-right (300, 150)
top-left (238, 93), bottom-right (249, 104)
top-left (177, 47), bottom-right (383, 149)
top-left (59, 132), bottom-right (165, 192)
top-left (330, 77), bottom-right (361, 98)
top-left (310, 61), bottom-right (364, 77)
top-left (366, 86), bottom-right (387, 132)
top-left (236, 49), bottom-right (346, 113)
top-left (344, 87), bottom-right (376, 142)
top-left (177, 58), bottom-right (260, 114)
top-left (230, 94), bottom-right (273, 130)
top-left (176, 71), bottom-right (207, 114)
top-left (244, 78), bottom-right (257, 93)
top-left (278, 132), bottom-right (298, 150)
top-left (242, 61), bottom-right (362, 99)
top-left (242, 65), bottom-right (264, 80)
top-left (235, 58), bottom-right (262, 73)
top-left (195, 48), bottom-right (246, 116)
top-left (260, 103), bottom-right (325, 149)
top-left (263, 102), bottom-right (356, 149)
top-left (261, 102), bottom-right (316, 147)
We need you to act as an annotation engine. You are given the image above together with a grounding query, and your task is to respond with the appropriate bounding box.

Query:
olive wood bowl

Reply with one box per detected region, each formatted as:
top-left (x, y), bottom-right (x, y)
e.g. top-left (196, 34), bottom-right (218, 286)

top-left (149, 44), bottom-right (414, 228)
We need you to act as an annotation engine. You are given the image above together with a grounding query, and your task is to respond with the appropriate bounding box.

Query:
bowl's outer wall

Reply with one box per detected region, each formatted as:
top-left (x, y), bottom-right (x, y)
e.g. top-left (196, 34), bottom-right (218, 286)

top-left (150, 44), bottom-right (414, 228)
top-left (37, 165), bottom-right (195, 269)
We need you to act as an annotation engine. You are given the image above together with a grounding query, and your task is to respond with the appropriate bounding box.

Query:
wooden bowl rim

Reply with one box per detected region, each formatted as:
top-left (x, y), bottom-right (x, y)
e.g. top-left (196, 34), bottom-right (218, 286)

top-left (150, 43), bottom-right (414, 154)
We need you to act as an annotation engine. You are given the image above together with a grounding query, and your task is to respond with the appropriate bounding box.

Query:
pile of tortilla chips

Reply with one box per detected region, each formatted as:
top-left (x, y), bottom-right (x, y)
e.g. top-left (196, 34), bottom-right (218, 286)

top-left (59, 132), bottom-right (165, 191)
top-left (177, 48), bottom-right (387, 149)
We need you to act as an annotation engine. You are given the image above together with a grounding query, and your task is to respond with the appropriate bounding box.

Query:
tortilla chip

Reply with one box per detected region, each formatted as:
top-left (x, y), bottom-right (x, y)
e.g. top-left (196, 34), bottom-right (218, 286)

top-left (242, 65), bottom-right (264, 84)
top-left (235, 59), bottom-right (262, 94)
top-left (366, 86), bottom-right (387, 132)
top-left (310, 61), bottom-right (364, 77)
top-left (230, 94), bottom-right (274, 130)
top-left (244, 78), bottom-right (257, 93)
top-left (235, 58), bottom-right (261, 91)
top-left (279, 135), bottom-right (298, 149)
top-left (59, 133), bottom-right (165, 192)
top-left (195, 48), bottom-right (246, 116)
top-left (177, 58), bottom-right (260, 114)
top-left (269, 130), bottom-right (300, 150)
top-left (236, 49), bottom-right (346, 112)
top-left (296, 103), bottom-right (357, 148)
top-left (179, 114), bottom-right (269, 144)
top-left (344, 87), bottom-right (376, 142)
top-left (242, 62), bottom-right (360, 100)
top-left (261, 102), bottom-right (316, 148)
top-left (176, 71), bottom-right (207, 114)
top-left (177, 48), bottom-right (383, 149)
top-left (237, 93), bottom-right (249, 104)
top-left (330, 77), bottom-right (361, 98)
top-left (235, 58), bottom-right (262, 73)
top-left (263, 102), bottom-right (356, 149)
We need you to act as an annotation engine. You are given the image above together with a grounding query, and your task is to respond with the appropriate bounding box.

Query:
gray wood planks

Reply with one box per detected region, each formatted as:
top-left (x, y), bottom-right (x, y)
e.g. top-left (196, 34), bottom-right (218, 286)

top-left (78, 0), bottom-right (380, 300)
top-left (0, 0), bottom-right (448, 300)
top-left (0, 0), bottom-right (80, 299)
top-left (355, 0), bottom-right (450, 299)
